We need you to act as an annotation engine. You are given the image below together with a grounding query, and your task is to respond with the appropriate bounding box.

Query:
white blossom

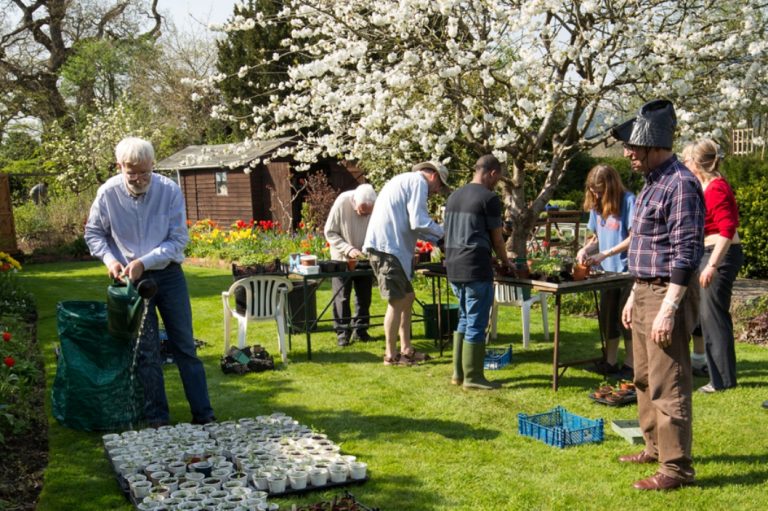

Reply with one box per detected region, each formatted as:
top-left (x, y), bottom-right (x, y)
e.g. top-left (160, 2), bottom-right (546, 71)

top-left (216, 0), bottom-right (768, 252)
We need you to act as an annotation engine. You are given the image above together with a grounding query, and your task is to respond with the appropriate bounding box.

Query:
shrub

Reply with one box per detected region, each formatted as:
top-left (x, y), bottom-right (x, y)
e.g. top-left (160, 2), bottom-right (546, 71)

top-left (735, 177), bottom-right (768, 278)
top-left (301, 171), bottom-right (337, 230)
top-left (721, 154), bottom-right (768, 189)
top-left (13, 193), bottom-right (90, 255)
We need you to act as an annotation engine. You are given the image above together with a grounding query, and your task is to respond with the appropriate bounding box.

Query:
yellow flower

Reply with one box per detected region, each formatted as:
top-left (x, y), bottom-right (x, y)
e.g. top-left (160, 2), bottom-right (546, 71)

top-left (0, 251), bottom-right (22, 272)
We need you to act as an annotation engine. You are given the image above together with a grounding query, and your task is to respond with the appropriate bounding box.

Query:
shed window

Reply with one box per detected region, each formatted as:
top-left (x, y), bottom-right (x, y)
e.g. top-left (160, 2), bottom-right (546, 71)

top-left (215, 171), bottom-right (228, 196)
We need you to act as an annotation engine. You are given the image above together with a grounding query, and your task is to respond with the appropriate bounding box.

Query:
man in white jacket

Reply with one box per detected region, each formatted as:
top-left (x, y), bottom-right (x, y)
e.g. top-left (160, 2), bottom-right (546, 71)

top-left (363, 162), bottom-right (447, 366)
top-left (324, 184), bottom-right (377, 346)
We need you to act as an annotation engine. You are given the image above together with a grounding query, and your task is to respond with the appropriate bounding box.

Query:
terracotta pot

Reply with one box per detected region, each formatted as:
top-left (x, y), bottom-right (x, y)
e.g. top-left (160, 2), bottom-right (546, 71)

top-left (572, 263), bottom-right (590, 281)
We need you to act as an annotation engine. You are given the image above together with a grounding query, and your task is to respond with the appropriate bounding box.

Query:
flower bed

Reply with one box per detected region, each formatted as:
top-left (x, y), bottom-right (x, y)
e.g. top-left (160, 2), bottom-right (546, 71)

top-left (0, 253), bottom-right (47, 510)
top-left (186, 219), bottom-right (329, 266)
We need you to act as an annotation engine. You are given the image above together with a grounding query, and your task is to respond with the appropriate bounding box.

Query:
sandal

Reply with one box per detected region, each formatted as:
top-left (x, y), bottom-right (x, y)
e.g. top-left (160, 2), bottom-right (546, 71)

top-left (400, 349), bottom-right (431, 364)
top-left (384, 353), bottom-right (416, 366)
top-left (383, 354), bottom-right (401, 366)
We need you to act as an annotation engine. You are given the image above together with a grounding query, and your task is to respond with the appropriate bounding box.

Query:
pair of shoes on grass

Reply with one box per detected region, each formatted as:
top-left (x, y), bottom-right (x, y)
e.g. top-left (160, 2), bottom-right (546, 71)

top-left (383, 349), bottom-right (431, 366)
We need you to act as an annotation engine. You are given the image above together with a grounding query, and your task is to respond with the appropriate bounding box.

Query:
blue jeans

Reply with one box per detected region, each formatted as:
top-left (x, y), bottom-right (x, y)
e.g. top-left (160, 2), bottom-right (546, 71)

top-left (450, 280), bottom-right (494, 344)
top-left (137, 263), bottom-right (214, 423)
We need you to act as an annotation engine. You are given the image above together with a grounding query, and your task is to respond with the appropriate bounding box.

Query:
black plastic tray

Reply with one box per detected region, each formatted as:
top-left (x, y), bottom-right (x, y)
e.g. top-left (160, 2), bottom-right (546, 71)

top-left (589, 390), bottom-right (637, 407)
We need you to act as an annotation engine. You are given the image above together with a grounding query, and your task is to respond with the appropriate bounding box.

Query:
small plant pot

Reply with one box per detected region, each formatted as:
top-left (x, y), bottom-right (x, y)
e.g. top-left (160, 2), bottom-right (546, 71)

top-left (572, 263), bottom-right (590, 281)
top-left (309, 467), bottom-right (328, 486)
top-left (267, 474), bottom-right (287, 493)
top-left (349, 462), bottom-right (368, 480)
top-left (252, 473), bottom-right (269, 491)
top-left (620, 381), bottom-right (635, 391)
top-left (202, 476), bottom-right (222, 490)
top-left (289, 470), bottom-right (308, 490)
top-left (158, 476), bottom-right (179, 492)
top-left (130, 480), bottom-right (152, 500)
top-left (328, 465), bottom-right (347, 483)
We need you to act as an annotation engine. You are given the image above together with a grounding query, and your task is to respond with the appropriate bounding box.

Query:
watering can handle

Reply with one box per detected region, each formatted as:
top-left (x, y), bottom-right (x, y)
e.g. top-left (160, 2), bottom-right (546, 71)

top-left (112, 276), bottom-right (136, 294)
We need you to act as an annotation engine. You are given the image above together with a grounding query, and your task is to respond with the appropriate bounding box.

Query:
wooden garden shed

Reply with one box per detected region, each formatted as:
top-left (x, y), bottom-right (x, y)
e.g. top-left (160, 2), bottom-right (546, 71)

top-left (155, 139), bottom-right (363, 229)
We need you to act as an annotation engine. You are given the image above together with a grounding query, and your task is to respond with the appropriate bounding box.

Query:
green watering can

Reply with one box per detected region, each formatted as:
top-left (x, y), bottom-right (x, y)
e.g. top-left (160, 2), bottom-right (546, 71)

top-left (107, 278), bottom-right (157, 342)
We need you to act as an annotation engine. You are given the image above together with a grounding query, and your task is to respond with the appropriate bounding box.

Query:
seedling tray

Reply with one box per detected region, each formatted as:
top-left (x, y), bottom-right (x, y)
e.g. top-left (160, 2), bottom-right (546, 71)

top-left (518, 406), bottom-right (604, 448)
top-left (589, 389), bottom-right (637, 406)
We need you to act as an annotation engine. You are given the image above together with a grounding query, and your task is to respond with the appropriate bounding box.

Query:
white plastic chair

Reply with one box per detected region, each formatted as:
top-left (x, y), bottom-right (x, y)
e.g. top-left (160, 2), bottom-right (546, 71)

top-left (222, 276), bottom-right (293, 364)
top-left (488, 282), bottom-right (549, 348)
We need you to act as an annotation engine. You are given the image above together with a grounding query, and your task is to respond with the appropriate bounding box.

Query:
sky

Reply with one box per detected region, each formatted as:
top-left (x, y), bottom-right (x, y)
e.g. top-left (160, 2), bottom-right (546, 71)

top-left (160, 0), bottom-right (238, 32)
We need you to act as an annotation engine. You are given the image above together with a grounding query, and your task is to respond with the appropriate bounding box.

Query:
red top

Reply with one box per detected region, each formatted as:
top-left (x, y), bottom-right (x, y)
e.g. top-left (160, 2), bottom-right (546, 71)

top-left (703, 177), bottom-right (739, 239)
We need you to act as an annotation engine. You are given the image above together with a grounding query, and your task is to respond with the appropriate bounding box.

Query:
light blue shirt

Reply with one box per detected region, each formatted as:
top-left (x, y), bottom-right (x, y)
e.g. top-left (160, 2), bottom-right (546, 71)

top-left (85, 173), bottom-right (188, 271)
top-left (588, 190), bottom-right (635, 273)
top-left (363, 171), bottom-right (444, 279)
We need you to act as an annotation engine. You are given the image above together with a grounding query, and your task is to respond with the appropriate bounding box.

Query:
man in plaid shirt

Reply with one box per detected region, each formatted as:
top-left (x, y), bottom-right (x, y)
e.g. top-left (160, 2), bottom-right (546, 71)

top-left (611, 100), bottom-right (704, 491)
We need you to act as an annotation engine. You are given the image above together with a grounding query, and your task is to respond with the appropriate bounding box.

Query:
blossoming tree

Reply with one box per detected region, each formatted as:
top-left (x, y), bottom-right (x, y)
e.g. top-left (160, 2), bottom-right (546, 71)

top-left (214, 0), bottom-right (768, 255)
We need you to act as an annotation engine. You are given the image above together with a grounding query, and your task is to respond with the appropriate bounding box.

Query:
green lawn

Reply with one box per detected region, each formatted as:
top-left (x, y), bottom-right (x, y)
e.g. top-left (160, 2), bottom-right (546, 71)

top-left (19, 261), bottom-right (768, 510)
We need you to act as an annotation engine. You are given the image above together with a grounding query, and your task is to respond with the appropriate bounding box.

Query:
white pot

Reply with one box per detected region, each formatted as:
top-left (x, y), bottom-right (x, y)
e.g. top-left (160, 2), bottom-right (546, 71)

top-left (130, 480), bottom-right (152, 500)
top-left (349, 461), bottom-right (368, 480)
top-left (267, 474), bottom-right (287, 493)
top-left (289, 470), bottom-right (308, 490)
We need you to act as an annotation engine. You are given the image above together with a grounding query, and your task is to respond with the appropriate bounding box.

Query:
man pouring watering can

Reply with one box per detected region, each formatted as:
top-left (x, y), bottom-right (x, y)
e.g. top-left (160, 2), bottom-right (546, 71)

top-left (85, 137), bottom-right (215, 427)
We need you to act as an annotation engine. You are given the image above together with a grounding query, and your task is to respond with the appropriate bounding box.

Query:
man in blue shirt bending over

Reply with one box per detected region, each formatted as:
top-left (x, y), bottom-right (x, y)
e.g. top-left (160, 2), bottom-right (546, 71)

top-left (85, 137), bottom-right (215, 427)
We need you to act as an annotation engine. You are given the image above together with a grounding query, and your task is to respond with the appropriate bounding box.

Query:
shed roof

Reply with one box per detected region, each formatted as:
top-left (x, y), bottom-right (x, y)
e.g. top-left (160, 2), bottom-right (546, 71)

top-left (154, 138), bottom-right (294, 171)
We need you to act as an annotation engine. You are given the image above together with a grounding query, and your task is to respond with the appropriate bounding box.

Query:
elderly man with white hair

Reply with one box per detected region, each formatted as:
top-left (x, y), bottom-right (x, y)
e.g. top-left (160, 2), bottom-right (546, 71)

top-left (85, 137), bottom-right (215, 427)
top-left (324, 183), bottom-right (378, 346)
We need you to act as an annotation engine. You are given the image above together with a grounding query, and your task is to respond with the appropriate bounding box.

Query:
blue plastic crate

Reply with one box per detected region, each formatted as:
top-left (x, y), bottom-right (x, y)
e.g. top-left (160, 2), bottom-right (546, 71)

top-left (484, 346), bottom-right (512, 370)
top-left (518, 406), bottom-right (604, 448)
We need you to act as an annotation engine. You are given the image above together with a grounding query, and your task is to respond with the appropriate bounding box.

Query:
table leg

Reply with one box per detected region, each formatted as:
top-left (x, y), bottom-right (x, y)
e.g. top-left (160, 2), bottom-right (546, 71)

top-left (304, 279), bottom-right (312, 360)
top-left (552, 294), bottom-right (562, 391)
top-left (438, 278), bottom-right (443, 345)
top-left (593, 290), bottom-right (606, 359)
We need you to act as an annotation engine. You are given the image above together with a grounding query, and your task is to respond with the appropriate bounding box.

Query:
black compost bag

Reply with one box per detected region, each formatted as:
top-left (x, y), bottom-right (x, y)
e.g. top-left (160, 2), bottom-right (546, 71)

top-left (52, 301), bottom-right (143, 431)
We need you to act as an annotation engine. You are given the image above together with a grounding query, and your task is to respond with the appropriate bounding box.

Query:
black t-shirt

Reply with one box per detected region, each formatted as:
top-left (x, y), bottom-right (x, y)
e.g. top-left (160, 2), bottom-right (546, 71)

top-left (444, 183), bottom-right (503, 282)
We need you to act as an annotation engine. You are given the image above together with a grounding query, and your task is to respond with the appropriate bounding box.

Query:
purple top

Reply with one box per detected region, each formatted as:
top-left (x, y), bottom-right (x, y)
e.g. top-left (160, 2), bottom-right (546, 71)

top-left (628, 155), bottom-right (704, 286)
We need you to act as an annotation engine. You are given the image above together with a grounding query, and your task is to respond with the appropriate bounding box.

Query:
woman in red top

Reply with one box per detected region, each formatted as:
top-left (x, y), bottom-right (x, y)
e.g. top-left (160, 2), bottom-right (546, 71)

top-left (682, 139), bottom-right (743, 393)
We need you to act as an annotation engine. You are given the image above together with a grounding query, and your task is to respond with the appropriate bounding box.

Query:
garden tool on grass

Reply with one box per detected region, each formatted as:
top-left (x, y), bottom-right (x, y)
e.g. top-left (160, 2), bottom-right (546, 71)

top-left (107, 277), bottom-right (157, 342)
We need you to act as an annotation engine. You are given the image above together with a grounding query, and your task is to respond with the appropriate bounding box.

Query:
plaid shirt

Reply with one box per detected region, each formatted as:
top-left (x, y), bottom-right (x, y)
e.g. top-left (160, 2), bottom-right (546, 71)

top-left (628, 155), bottom-right (704, 286)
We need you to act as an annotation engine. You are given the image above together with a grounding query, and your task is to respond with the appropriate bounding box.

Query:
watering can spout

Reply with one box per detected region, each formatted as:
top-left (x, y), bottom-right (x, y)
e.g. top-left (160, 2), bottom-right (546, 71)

top-left (107, 277), bottom-right (156, 341)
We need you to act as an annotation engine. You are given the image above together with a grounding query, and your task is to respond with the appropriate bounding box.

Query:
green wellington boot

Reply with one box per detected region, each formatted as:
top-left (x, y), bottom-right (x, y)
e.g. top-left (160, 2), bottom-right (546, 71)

top-left (451, 332), bottom-right (465, 385)
top-left (462, 341), bottom-right (499, 390)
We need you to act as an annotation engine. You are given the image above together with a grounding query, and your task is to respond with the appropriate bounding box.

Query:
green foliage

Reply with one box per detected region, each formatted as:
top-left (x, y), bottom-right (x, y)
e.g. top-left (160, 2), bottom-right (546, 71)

top-left (0, 263), bottom-right (36, 320)
top-left (60, 38), bottom-right (156, 108)
top-left (42, 99), bottom-right (160, 194)
top-left (13, 194), bottom-right (91, 256)
top-left (735, 177), bottom-right (768, 278)
top-left (216, 0), bottom-right (293, 137)
top-left (720, 154), bottom-right (768, 189)
top-left (0, 131), bottom-right (44, 205)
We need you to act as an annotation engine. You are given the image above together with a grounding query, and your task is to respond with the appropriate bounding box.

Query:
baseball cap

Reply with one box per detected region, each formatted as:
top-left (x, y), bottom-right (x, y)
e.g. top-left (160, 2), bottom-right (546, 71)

top-left (412, 161), bottom-right (450, 189)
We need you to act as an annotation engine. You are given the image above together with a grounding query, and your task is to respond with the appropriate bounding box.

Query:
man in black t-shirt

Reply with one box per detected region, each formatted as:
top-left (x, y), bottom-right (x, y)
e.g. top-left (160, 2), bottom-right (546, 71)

top-left (445, 155), bottom-right (513, 390)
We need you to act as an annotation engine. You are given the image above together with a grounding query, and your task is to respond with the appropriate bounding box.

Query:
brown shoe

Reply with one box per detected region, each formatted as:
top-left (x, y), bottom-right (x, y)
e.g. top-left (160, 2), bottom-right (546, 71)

top-left (619, 450), bottom-right (658, 464)
top-left (633, 472), bottom-right (694, 491)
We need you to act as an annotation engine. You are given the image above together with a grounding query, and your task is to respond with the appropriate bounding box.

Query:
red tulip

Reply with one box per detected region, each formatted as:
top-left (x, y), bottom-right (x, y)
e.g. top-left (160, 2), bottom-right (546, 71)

top-left (3, 356), bottom-right (14, 368)
top-left (2, 331), bottom-right (10, 342)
